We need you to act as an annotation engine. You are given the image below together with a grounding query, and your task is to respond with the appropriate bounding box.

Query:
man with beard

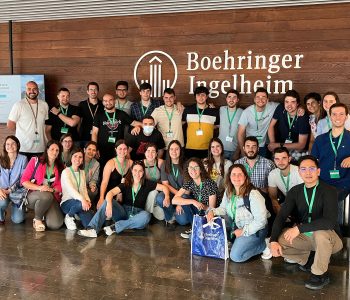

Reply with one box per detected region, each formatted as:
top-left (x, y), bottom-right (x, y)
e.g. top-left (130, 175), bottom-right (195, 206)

top-left (92, 94), bottom-right (142, 168)
top-left (268, 147), bottom-right (303, 214)
top-left (7, 81), bottom-right (49, 160)
top-left (115, 81), bottom-right (132, 116)
top-left (46, 87), bottom-right (81, 142)
top-left (78, 82), bottom-right (104, 146)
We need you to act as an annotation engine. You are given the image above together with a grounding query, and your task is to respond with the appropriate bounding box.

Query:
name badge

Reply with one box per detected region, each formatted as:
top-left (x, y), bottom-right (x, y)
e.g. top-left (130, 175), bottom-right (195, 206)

top-left (129, 214), bottom-right (134, 218)
top-left (166, 131), bottom-right (174, 138)
top-left (108, 136), bottom-right (116, 143)
top-left (121, 178), bottom-right (125, 184)
top-left (226, 136), bottom-right (233, 142)
top-left (304, 232), bottom-right (313, 237)
top-left (33, 139), bottom-right (40, 144)
top-left (256, 135), bottom-right (263, 144)
top-left (329, 169), bottom-right (340, 179)
top-left (61, 127), bottom-right (68, 134)
top-left (285, 139), bottom-right (293, 144)
top-left (196, 129), bottom-right (203, 136)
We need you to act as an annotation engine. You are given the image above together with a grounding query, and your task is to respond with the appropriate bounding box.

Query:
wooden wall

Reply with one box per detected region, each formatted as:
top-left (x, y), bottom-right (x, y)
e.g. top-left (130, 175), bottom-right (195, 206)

top-left (0, 3), bottom-right (349, 141)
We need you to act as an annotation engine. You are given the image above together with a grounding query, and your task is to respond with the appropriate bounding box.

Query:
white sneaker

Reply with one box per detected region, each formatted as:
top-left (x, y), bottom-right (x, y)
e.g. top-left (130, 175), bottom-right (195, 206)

top-left (103, 225), bottom-right (116, 236)
top-left (261, 238), bottom-right (272, 260)
top-left (284, 257), bottom-right (297, 264)
top-left (78, 228), bottom-right (97, 238)
top-left (64, 214), bottom-right (77, 230)
top-left (180, 229), bottom-right (192, 239)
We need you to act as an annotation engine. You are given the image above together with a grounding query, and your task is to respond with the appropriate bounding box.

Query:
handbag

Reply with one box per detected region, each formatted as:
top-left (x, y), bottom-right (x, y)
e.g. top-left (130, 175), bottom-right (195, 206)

top-left (191, 215), bottom-right (229, 260)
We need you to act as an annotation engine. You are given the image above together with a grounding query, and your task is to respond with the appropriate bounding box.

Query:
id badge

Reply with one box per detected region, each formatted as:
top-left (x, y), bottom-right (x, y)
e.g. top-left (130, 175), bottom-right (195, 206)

top-left (121, 178), bottom-right (125, 184)
top-left (33, 139), bottom-right (40, 144)
top-left (226, 136), bottom-right (233, 142)
top-left (129, 214), bottom-right (134, 218)
top-left (330, 169), bottom-right (340, 179)
top-left (304, 232), bottom-right (313, 237)
top-left (166, 131), bottom-right (174, 138)
top-left (108, 136), bottom-right (116, 143)
top-left (61, 127), bottom-right (68, 134)
top-left (196, 129), bottom-right (203, 136)
top-left (256, 135), bottom-right (263, 143)
top-left (285, 139), bottom-right (293, 144)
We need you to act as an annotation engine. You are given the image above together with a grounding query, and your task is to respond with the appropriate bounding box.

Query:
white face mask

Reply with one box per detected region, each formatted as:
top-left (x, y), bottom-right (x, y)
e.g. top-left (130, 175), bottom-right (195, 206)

top-left (143, 125), bottom-right (154, 135)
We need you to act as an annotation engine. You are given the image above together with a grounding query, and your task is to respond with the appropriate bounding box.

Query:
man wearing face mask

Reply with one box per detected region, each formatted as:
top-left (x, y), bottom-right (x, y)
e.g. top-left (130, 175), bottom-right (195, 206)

top-left (127, 116), bottom-right (165, 160)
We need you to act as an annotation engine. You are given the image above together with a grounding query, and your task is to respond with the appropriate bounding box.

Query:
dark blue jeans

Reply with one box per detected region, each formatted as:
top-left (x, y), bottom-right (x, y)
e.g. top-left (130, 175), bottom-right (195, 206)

top-left (155, 192), bottom-right (175, 221)
top-left (61, 199), bottom-right (94, 228)
top-left (114, 205), bottom-right (151, 233)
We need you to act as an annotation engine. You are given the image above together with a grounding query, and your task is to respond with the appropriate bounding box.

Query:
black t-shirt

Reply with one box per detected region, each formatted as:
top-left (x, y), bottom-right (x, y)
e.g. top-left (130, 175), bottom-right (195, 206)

top-left (127, 129), bottom-right (165, 160)
top-left (118, 180), bottom-right (157, 209)
top-left (78, 99), bottom-right (104, 141)
top-left (46, 104), bottom-right (81, 141)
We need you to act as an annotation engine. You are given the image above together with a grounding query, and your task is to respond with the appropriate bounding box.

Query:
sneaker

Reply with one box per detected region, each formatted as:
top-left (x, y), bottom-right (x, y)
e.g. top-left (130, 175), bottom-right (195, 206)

top-left (284, 257), bottom-right (297, 264)
top-left (78, 228), bottom-right (97, 238)
top-left (299, 251), bottom-right (315, 272)
top-left (261, 238), bottom-right (272, 260)
top-left (64, 214), bottom-right (77, 230)
top-left (103, 225), bottom-right (116, 236)
top-left (305, 272), bottom-right (330, 290)
top-left (180, 229), bottom-right (192, 239)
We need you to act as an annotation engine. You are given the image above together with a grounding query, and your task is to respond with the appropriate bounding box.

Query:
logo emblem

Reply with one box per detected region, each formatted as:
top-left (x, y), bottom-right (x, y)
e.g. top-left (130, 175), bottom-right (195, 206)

top-left (134, 50), bottom-right (177, 98)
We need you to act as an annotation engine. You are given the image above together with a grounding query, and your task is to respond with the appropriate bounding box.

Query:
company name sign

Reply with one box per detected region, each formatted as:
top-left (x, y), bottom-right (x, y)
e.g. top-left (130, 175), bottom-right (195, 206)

top-left (134, 50), bottom-right (304, 98)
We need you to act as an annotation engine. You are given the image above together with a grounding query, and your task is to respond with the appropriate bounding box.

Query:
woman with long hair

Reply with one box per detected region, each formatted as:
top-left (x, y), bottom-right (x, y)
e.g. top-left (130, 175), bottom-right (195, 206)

top-left (78, 161), bottom-right (170, 237)
top-left (206, 164), bottom-right (270, 262)
top-left (0, 136), bottom-right (28, 224)
top-left (173, 157), bottom-right (218, 238)
top-left (84, 141), bottom-right (100, 208)
top-left (304, 93), bottom-right (323, 152)
top-left (60, 133), bottom-right (74, 166)
top-left (60, 148), bottom-right (94, 230)
top-left (21, 140), bottom-right (64, 231)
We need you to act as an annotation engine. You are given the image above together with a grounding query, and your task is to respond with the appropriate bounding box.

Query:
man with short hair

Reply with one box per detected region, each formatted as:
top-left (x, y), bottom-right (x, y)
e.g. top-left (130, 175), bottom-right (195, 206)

top-left (268, 89), bottom-right (310, 160)
top-left (127, 116), bottom-right (165, 160)
top-left (312, 102), bottom-right (350, 225)
top-left (46, 87), bottom-right (81, 141)
top-left (7, 81), bottom-right (49, 160)
top-left (115, 81), bottom-right (132, 116)
top-left (182, 86), bottom-right (219, 159)
top-left (268, 147), bottom-right (303, 213)
top-left (151, 88), bottom-right (184, 149)
top-left (270, 155), bottom-right (342, 290)
top-left (218, 89), bottom-right (243, 160)
top-left (78, 82), bottom-right (104, 145)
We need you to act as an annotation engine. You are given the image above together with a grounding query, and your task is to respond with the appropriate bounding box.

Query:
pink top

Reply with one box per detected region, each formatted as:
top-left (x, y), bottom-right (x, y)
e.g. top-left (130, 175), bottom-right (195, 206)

top-left (21, 157), bottom-right (62, 202)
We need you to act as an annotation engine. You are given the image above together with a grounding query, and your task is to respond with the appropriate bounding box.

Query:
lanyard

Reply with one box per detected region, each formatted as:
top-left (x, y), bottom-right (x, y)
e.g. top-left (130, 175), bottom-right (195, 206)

top-left (326, 116), bottom-right (332, 130)
top-left (230, 194), bottom-right (237, 220)
top-left (254, 105), bottom-right (266, 131)
top-left (84, 159), bottom-right (93, 174)
top-left (69, 166), bottom-right (81, 192)
top-left (303, 182), bottom-right (319, 225)
top-left (226, 107), bottom-right (237, 133)
top-left (115, 157), bottom-right (127, 177)
top-left (117, 100), bottom-right (126, 111)
top-left (172, 163), bottom-right (179, 180)
top-left (196, 105), bottom-right (205, 129)
top-left (164, 106), bottom-right (175, 131)
top-left (46, 164), bottom-right (55, 186)
top-left (131, 183), bottom-right (141, 214)
top-left (329, 131), bottom-right (344, 169)
top-left (141, 103), bottom-right (150, 117)
top-left (105, 110), bottom-right (116, 129)
top-left (60, 106), bottom-right (69, 128)
top-left (287, 113), bottom-right (296, 139)
top-left (26, 99), bottom-right (39, 134)
top-left (197, 181), bottom-right (203, 203)
top-left (244, 158), bottom-right (259, 177)
top-left (87, 100), bottom-right (99, 120)
top-left (146, 161), bottom-right (157, 181)
top-left (280, 171), bottom-right (290, 192)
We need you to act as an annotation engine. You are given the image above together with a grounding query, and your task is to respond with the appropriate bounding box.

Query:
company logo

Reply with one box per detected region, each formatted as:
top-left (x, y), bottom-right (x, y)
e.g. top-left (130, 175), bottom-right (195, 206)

top-left (134, 50), bottom-right (177, 98)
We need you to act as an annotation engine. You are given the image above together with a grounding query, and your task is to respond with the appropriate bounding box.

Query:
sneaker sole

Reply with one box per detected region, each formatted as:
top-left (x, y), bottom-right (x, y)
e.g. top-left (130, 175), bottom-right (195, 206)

top-left (305, 278), bottom-right (330, 290)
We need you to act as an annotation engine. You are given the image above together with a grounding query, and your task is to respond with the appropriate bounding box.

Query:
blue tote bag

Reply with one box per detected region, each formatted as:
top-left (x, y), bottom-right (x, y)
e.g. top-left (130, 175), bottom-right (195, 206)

top-left (191, 215), bottom-right (229, 260)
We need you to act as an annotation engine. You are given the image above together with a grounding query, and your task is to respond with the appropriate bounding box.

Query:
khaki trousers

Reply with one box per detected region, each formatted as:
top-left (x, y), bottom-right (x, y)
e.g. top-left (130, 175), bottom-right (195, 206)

top-left (278, 229), bottom-right (343, 275)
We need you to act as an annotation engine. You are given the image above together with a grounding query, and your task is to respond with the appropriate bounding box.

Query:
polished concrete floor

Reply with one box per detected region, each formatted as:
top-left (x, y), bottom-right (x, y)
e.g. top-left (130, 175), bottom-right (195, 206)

top-left (0, 214), bottom-right (349, 300)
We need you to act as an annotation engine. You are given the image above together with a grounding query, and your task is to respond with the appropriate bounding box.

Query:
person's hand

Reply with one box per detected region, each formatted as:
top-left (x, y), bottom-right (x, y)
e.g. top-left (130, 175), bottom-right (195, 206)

top-left (208, 102), bottom-right (216, 108)
top-left (105, 202), bottom-right (112, 218)
top-left (131, 126), bottom-right (141, 136)
top-left (297, 106), bottom-right (305, 117)
top-left (341, 157), bottom-right (350, 168)
top-left (97, 198), bottom-right (104, 209)
top-left (268, 142), bottom-right (279, 152)
top-left (234, 228), bottom-right (243, 237)
top-left (39, 185), bottom-right (52, 192)
top-left (82, 200), bottom-right (91, 211)
top-left (163, 196), bottom-right (171, 208)
top-left (50, 107), bottom-right (60, 116)
top-left (192, 200), bottom-right (205, 210)
top-left (283, 226), bottom-right (300, 244)
top-left (175, 205), bottom-right (184, 215)
top-left (95, 150), bottom-right (100, 159)
top-left (206, 210), bottom-right (214, 222)
top-left (176, 102), bottom-right (185, 113)
top-left (270, 241), bottom-right (283, 257)
top-left (0, 189), bottom-right (7, 200)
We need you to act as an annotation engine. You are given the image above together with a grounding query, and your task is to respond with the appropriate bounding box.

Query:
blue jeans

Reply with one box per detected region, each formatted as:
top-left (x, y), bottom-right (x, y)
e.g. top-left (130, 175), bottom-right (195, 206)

top-left (0, 198), bottom-right (25, 223)
top-left (173, 194), bottom-right (200, 226)
top-left (155, 192), bottom-right (175, 221)
top-left (114, 205), bottom-right (151, 233)
top-left (87, 200), bottom-right (128, 233)
top-left (230, 226), bottom-right (268, 262)
top-left (61, 199), bottom-right (94, 228)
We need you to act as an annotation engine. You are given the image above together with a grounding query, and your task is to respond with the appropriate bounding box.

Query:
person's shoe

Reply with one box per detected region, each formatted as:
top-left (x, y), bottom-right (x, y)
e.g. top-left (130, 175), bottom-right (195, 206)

top-left (64, 214), bottom-right (77, 230)
top-left (78, 228), bottom-right (97, 238)
top-left (261, 238), bottom-right (272, 260)
top-left (284, 257), bottom-right (297, 264)
top-left (180, 229), bottom-right (192, 239)
top-left (305, 272), bottom-right (330, 290)
top-left (0, 220), bottom-right (5, 225)
top-left (103, 225), bottom-right (116, 236)
top-left (299, 251), bottom-right (315, 272)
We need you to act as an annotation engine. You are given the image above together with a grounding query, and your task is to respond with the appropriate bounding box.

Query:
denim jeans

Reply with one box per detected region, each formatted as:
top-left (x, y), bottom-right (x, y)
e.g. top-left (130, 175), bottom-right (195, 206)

top-left (230, 226), bottom-right (268, 262)
top-left (0, 198), bottom-right (25, 223)
top-left (87, 199), bottom-right (128, 233)
top-left (155, 192), bottom-right (175, 221)
top-left (114, 205), bottom-right (151, 233)
top-left (61, 199), bottom-right (94, 228)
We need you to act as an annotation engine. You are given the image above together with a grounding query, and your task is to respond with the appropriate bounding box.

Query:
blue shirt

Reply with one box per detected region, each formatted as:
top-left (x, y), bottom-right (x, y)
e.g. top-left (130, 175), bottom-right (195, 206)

top-left (311, 129), bottom-right (350, 189)
top-left (0, 154), bottom-right (28, 190)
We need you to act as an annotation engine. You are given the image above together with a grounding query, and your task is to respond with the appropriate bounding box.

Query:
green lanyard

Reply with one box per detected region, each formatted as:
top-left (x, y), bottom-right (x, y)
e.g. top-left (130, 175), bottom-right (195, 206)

top-left (69, 166), bottom-right (81, 192)
top-left (146, 161), bottom-right (157, 181)
top-left (326, 116), bottom-right (332, 130)
top-left (46, 164), bottom-right (55, 186)
top-left (329, 131), bottom-right (344, 169)
top-left (117, 100), bottom-right (126, 111)
top-left (164, 106), bottom-right (175, 131)
top-left (141, 104), bottom-right (150, 117)
top-left (244, 159), bottom-right (259, 177)
top-left (84, 159), bottom-right (93, 173)
top-left (105, 111), bottom-right (116, 127)
top-left (287, 114), bottom-right (296, 139)
top-left (197, 181), bottom-right (203, 203)
top-left (254, 105), bottom-right (266, 131)
top-left (60, 106), bottom-right (68, 128)
top-left (230, 194), bottom-right (237, 220)
top-left (226, 107), bottom-right (237, 133)
top-left (171, 163), bottom-right (179, 180)
top-left (196, 105), bottom-right (205, 129)
top-left (303, 182), bottom-right (319, 236)
top-left (131, 183), bottom-right (141, 215)
top-left (115, 157), bottom-right (127, 177)
top-left (280, 171), bottom-right (290, 192)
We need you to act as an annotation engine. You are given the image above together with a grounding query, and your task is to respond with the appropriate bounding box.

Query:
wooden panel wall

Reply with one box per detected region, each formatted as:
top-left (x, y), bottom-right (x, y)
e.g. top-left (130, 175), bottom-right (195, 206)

top-left (0, 3), bottom-right (349, 141)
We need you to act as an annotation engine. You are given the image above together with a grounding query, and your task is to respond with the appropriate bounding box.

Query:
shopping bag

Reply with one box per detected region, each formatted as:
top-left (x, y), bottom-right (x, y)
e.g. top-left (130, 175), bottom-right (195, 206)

top-left (191, 215), bottom-right (229, 260)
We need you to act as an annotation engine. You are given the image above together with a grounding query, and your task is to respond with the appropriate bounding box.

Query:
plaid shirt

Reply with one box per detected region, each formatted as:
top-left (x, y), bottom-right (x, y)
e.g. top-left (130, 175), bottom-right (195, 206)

top-left (234, 156), bottom-right (275, 190)
top-left (130, 98), bottom-right (163, 121)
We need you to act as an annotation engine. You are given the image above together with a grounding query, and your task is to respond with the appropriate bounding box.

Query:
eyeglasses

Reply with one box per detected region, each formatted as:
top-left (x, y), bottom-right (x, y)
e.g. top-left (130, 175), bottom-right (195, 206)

top-left (188, 166), bottom-right (200, 171)
top-left (299, 167), bottom-right (318, 173)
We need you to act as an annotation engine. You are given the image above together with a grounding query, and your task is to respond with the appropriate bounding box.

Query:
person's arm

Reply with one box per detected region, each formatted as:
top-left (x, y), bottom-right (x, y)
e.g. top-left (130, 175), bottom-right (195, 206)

top-left (97, 160), bottom-right (113, 208)
top-left (207, 192), bottom-right (229, 221)
top-left (268, 186), bottom-right (280, 214)
top-left (156, 183), bottom-right (170, 207)
top-left (89, 161), bottom-right (100, 188)
top-left (104, 186), bottom-right (122, 218)
top-left (172, 187), bottom-right (203, 210)
top-left (61, 170), bottom-right (84, 201)
top-left (161, 181), bottom-right (178, 195)
top-left (7, 120), bottom-right (16, 131)
top-left (157, 149), bottom-right (165, 159)
top-left (91, 126), bottom-right (99, 142)
top-left (45, 125), bottom-right (52, 141)
top-left (130, 120), bottom-right (142, 128)
top-left (59, 114), bottom-right (80, 127)
top-left (308, 133), bottom-right (315, 153)
top-left (267, 118), bottom-right (280, 152)
top-left (237, 125), bottom-right (246, 156)
top-left (283, 134), bottom-right (308, 151)
top-left (208, 194), bottom-right (216, 209)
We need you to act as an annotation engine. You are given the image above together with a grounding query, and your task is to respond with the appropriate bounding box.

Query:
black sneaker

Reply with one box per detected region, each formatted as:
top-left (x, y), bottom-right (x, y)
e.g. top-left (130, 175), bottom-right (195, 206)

top-left (299, 251), bottom-right (315, 272)
top-left (305, 272), bottom-right (330, 290)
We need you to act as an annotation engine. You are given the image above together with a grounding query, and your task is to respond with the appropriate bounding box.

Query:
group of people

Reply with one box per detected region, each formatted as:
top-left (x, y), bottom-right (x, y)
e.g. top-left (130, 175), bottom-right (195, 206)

top-left (1, 79), bottom-right (349, 290)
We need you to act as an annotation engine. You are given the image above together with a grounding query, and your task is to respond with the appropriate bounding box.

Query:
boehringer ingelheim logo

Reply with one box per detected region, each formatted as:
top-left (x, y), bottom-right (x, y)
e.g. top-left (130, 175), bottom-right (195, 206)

top-left (134, 50), bottom-right (178, 98)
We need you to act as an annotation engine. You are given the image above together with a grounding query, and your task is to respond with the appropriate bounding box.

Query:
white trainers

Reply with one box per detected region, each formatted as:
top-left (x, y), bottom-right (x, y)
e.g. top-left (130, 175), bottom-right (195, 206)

top-left (64, 214), bottom-right (77, 230)
top-left (103, 225), bottom-right (116, 236)
top-left (284, 257), bottom-right (297, 264)
top-left (261, 238), bottom-right (272, 260)
top-left (78, 228), bottom-right (97, 238)
top-left (180, 229), bottom-right (192, 239)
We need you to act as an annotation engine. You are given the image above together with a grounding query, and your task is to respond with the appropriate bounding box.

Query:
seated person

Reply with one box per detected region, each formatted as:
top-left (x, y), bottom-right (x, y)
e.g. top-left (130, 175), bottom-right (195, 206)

top-left (60, 133), bottom-right (74, 166)
top-left (207, 164), bottom-right (271, 262)
top-left (270, 155), bottom-right (343, 290)
top-left (77, 161), bottom-right (170, 237)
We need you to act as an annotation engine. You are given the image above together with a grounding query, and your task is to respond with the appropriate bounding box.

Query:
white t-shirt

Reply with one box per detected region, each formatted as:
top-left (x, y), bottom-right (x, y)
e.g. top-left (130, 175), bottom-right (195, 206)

top-left (238, 102), bottom-right (279, 147)
top-left (268, 164), bottom-right (303, 196)
top-left (8, 99), bottom-right (49, 153)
